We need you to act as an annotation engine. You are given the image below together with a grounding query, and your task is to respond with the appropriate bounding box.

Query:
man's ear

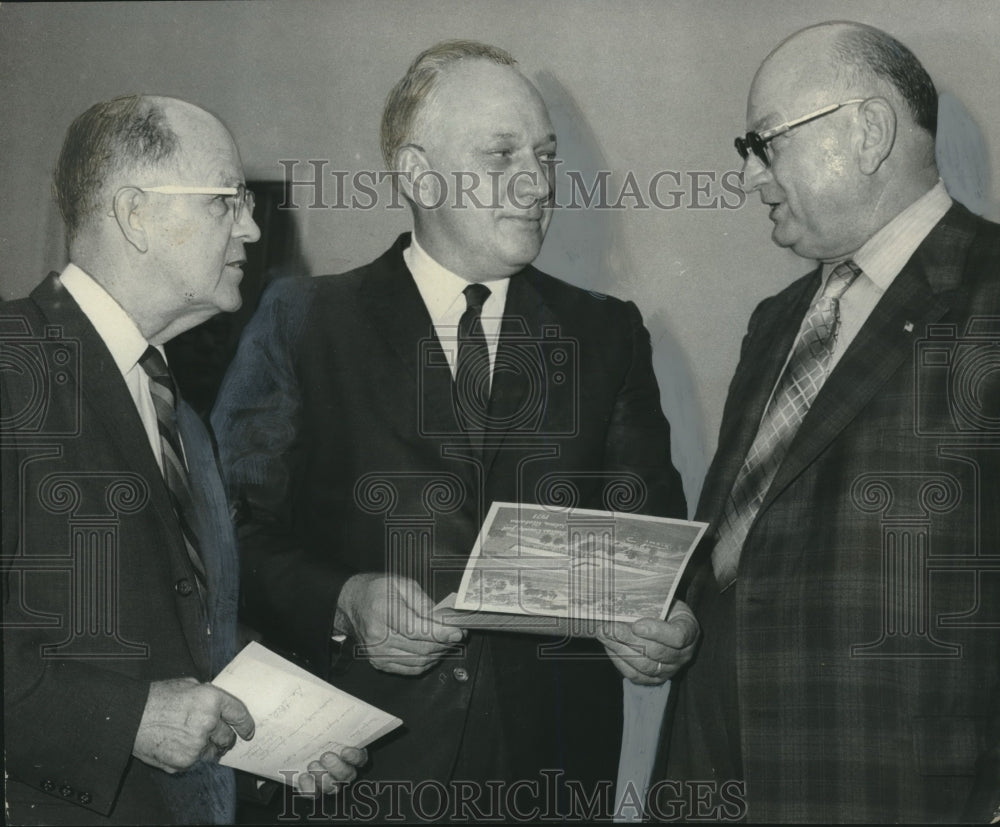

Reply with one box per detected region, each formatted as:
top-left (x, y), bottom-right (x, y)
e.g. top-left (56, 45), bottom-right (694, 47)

top-left (857, 97), bottom-right (896, 175)
top-left (394, 144), bottom-right (439, 208)
top-left (111, 186), bottom-right (150, 253)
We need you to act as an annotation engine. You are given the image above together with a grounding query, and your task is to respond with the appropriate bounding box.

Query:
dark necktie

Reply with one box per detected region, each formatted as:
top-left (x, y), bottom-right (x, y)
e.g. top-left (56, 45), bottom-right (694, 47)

top-left (454, 283), bottom-right (493, 441)
top-left (712, 260), bottom-right (863, 588)
top-left (139, 346), bottom-right (209, 595)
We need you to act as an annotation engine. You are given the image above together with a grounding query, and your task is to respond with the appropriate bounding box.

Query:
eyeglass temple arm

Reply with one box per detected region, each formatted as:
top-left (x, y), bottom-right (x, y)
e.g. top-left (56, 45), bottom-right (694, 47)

top-left (758, 99), bottom-right (867, 141)
top-left (141, 185), bottom-right (240, 195)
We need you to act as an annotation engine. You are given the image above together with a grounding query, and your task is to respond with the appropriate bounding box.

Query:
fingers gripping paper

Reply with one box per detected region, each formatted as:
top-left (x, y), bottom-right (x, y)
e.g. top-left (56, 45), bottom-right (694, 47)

top-left (212, 642), bottom-right (402, 784)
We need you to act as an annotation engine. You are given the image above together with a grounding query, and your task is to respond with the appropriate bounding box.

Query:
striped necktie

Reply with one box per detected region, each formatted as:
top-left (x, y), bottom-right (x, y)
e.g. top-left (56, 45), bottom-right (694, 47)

top-left (139, 346), bottom-right (209, 595)
top-left (712, 260), bottom-right (863, 588)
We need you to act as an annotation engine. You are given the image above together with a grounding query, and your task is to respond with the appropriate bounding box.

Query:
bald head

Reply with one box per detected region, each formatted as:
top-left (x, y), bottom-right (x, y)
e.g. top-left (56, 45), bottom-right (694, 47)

top-left (54, 94), bottom-right (259, 343)
top-left (752, 22), bottom-right (936, 142)
top-left (742, 22), bottom-right (941, 261)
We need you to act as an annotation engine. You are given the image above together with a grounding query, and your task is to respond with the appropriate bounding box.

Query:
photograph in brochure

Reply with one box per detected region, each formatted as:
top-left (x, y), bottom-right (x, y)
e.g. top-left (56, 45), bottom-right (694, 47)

top-left (437, 502), bottom-right (706, 636)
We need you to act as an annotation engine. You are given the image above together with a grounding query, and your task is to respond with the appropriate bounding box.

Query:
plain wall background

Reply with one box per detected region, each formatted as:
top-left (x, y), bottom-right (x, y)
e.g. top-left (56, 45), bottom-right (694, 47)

top-left (2, 0), bottom-right (998, 509)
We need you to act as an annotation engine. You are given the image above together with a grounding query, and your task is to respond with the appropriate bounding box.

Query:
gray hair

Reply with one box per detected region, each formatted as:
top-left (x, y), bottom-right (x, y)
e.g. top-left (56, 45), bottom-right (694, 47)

top-left (54, 95), bottom-right (179, 241)
top-left (380, 39), bottom-right (517, 168)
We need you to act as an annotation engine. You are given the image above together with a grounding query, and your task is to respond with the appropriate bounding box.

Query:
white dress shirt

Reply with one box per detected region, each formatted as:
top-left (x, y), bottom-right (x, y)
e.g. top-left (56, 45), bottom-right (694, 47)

top-left (815, 179), bottom-right (953, 370)
top-left (403, 236), bottom-right (510, 381)
top-left (58, 263), bottom-right (167, 471)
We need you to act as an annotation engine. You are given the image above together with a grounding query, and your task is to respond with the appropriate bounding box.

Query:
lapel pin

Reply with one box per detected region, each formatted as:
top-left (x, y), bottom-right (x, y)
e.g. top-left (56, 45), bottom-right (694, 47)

top-left (904, 321), bottom-right (914, 333)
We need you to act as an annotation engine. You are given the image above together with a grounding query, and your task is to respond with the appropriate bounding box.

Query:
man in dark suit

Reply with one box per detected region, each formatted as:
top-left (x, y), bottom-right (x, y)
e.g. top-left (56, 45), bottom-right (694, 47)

top-left (1, 95), bottom-right (365, 825)
top-left (659, 22), bottom-right (1000, 823)
top-left (213, 40), bottom-right (697, 822)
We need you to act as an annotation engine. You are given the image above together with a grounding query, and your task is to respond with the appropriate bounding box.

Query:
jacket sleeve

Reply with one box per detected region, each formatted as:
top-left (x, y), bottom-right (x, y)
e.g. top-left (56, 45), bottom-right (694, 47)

top-left (1, 341), bottom-right (150, 817)
top-left (1, 641), bottom-right (150, 817)
top-left (211, 279), bottom-right (353, 674)
top-left (602, 299), bottom-right (687, 521)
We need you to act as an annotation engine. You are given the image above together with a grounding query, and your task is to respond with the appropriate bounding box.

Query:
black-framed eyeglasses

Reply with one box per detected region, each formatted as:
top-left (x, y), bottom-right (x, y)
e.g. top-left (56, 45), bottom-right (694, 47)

top-left (138, 184), bottom-right (256, 222)
top-left (735, 98), bottom-right (866, 167)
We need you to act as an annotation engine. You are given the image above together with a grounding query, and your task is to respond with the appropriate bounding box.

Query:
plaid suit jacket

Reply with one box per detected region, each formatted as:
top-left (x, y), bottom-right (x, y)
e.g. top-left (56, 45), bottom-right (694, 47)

top-left (674, 202), bottom-right (1000, 822)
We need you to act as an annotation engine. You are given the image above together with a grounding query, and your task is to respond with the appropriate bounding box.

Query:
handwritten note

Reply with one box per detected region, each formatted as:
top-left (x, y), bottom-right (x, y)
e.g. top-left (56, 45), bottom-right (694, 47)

top-left (212, 642), bottom-right (402, 784)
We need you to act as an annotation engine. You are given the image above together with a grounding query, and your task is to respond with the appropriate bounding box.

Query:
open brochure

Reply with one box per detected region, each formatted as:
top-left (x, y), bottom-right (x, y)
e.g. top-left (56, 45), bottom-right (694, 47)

top-left (212, 641), bottom-right (402, 784)
top-left (436, 502), bottom-right (707, 637)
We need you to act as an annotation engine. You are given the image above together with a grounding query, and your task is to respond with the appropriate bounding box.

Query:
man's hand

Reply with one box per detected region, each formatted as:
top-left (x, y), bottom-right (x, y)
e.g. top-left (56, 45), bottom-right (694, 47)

top-left (295, 745), bottom-right (369, 796)
top-left (598, 601), bottom-right (700, 686)
top-left (336, 573), bottom-right (463, 676)
top-left (132, 678), bottom-right (255, 773)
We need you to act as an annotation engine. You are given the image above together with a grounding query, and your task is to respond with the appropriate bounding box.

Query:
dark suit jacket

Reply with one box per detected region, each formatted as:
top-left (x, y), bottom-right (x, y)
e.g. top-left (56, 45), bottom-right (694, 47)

top-left (1, 274), bottom-right (240, 825)
top-left (212, 233), bottom-right (686, 818)
top-left (665, 203), bottom-right (1000, 822)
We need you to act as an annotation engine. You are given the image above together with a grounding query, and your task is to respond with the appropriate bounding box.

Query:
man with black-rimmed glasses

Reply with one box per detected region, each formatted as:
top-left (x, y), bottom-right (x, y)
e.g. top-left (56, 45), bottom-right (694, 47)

top-left (656, 21), bottom-right (1000, 824)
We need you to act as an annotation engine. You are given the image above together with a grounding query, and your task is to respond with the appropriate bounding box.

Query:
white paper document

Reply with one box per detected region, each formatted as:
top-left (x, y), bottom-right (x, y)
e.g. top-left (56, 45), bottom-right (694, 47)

top-left (212, 641), bottom-right (402, 784)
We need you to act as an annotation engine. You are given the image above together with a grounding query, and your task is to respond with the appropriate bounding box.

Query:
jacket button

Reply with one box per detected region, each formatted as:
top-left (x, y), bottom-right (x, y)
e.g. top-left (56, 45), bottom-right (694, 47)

top-left (452, 667), bottom-right (469, 683)
top-left (41, 779), bottom-right (55, 792)
top-left (59, 784), bottom-right (73, 798)
top-left (78, 791), bottom-right (92, 805)
top-left (174, 578), bottom-right (194, 596)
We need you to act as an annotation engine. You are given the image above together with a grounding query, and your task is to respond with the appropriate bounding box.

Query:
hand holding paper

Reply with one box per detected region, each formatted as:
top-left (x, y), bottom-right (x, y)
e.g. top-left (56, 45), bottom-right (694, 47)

top-left (132, 677), bottom-right (255, 773)
top-left (337, 573), bottom-right (463, 676)
top-left (597, 600), bottom-right (701, 685)
top-left (297, 746), bottom-right (369, 796)
top-left (212, 642), bottom-right (401, 788)
top-left (438, 503), bottom-right (707, 643)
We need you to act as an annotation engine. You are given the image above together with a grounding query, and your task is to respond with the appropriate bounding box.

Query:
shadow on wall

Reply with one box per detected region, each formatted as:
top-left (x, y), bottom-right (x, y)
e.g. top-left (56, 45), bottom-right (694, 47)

top-left (937, 90), bottom-right (995, 219)
top-left (533, 71), bottom-right (709, 515)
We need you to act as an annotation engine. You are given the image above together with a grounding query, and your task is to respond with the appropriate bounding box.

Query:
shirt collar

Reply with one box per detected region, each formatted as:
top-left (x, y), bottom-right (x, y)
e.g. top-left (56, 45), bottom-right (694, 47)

top-left (823, 180), bottom-right (952, 290)
top-left (403, 234), bottom-right (510, 324)
top-left (58, 263), bottom-right (156, 375)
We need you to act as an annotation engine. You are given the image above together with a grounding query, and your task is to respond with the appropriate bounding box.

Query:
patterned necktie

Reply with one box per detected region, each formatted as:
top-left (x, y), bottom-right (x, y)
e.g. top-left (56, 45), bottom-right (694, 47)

top-left (139, 346), bottom-right (209, 595)
top-left (454, 283), bottom-right (493, 441)
top-left (712, 260), bottom-right (863, 588)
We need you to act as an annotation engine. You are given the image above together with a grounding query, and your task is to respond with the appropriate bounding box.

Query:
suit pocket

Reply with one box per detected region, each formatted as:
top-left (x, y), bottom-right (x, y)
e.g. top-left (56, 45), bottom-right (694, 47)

top-left (912, 715), bottom-right (987, 776)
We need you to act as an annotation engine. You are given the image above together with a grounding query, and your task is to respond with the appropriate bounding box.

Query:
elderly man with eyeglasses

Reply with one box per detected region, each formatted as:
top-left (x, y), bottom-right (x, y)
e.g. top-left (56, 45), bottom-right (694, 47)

top-left (1, 95), bottom-right (366, 825)
top-left (654, 21), bottom-right (1000, 824)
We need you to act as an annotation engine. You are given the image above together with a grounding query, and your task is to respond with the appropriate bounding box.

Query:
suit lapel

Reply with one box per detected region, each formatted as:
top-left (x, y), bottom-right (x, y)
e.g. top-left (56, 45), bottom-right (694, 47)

top-left (699, 272), bottom-right (820, 528)
top-left (357, 235), bottom-right (465, 442)
top-left (480, 268), bottom-right (561, 474)
top-left (31, 274), bottom-right (168, 491)
top-left (31, 273), bottom-right (213, 672)
top-left (761, 206), bottom-right (973, 513)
